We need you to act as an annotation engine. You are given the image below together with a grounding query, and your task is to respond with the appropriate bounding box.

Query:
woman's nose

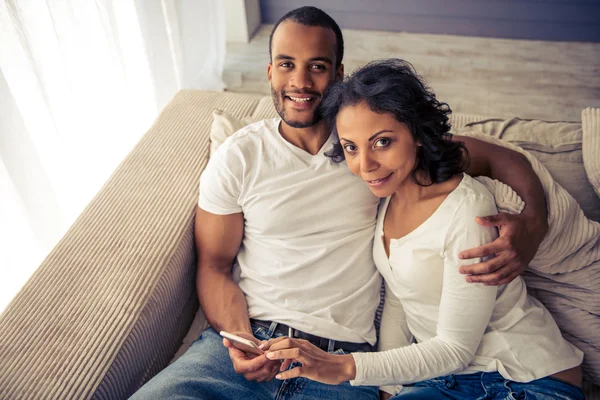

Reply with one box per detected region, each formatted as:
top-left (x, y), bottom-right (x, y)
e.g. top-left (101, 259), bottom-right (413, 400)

top-left (360, 152), bottom-right (379, 173)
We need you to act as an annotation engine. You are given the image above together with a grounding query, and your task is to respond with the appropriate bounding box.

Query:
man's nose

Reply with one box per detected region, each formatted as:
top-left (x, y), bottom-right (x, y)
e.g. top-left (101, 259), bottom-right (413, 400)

top-left (291, 68), bottom-right (313, 89)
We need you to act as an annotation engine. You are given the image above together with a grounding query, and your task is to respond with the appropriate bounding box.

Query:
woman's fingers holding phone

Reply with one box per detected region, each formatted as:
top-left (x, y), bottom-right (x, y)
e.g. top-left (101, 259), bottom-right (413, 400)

top-left (259, 335), bottom-right (288, 351)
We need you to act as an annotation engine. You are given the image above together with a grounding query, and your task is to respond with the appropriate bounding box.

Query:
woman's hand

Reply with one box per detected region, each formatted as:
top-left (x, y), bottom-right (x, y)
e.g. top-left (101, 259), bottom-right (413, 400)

top-left (262, 337), bottom-right (356, 385)
top-left (458, 212), bottom-right (546, 285)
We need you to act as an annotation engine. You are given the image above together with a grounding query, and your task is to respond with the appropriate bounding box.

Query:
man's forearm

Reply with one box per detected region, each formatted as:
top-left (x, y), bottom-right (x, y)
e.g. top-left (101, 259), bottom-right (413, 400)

top-left (489, 152), bottom-right (546, 221)
top-left (197, 264), bottom-right (252, 335)
top-left (459, 135), bottom-right (547, 223)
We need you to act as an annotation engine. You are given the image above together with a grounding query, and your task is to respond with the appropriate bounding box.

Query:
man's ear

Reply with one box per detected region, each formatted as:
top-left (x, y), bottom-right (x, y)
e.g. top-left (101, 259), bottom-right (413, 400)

top-left (267, 63), bottom-right (272, 83)
top-left (335, 64), bottom-right (344, 81)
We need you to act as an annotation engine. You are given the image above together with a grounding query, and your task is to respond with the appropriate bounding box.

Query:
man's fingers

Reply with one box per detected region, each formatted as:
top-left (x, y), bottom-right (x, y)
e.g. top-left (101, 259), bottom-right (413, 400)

top-left (227, 345), bottom-right (247, 360)
top-left (459, 242), bottom-right (502, 263)
top-left (232, 353), bottom-right (270, 374)
top-left (490, 270), bottom-right (522, 287)
top-left (475, 213), bottom-right (508, 227)
top-left (459, 254), bottom-right (505, 276)
top-left (465, 262), bottom-right (515, 284)
top-left (280, 358), bottom-right (293, 372)
top-left (243, 355), bottom-right (270, 371)
top-left (244, 361), bottom-right (278, 382)
top-left (267, 363), bottom-right (282, 381)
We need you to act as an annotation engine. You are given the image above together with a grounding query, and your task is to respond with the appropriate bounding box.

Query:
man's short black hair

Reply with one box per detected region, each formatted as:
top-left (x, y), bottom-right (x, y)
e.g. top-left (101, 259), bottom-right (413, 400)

top-left (269, 6), bottom-right (344, 67)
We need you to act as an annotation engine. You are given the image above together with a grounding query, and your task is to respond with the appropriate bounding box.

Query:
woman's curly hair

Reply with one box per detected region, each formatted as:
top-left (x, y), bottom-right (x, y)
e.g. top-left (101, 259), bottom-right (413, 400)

top-left (322, 58), bottom-right (469, 186)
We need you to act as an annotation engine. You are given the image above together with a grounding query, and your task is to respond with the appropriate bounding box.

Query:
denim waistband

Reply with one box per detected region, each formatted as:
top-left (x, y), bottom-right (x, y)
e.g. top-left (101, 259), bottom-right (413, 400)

top-left (250, 319), bottom-right (373, 353)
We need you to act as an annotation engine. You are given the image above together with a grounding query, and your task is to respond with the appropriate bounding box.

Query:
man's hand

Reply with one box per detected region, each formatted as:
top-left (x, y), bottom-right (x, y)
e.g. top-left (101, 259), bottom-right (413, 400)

top-left (380, 390), bottom-right (392, 400)
top-left (458, 212), bottom-right (547, 286)
top-left (223, 332), bottom-right (281, 382)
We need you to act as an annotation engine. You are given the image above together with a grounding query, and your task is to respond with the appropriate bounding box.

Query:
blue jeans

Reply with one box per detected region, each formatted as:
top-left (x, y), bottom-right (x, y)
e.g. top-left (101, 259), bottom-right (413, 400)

top-left (392, 371), bottom-right (585, 400)
top-left (129, 323), bottom-right (378, 399)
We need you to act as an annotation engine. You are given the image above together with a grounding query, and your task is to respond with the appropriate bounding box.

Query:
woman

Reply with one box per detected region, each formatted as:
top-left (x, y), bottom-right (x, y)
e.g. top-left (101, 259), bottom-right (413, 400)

top-left (262, 59), bottom-right (584, 399)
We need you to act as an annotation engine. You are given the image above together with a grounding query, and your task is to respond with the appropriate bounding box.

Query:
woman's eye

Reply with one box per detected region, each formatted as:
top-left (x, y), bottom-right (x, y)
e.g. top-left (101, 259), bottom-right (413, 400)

top-left (343, 144), bottom-right (357, 153)
top-left (374, 138), bottom-right (390, 148)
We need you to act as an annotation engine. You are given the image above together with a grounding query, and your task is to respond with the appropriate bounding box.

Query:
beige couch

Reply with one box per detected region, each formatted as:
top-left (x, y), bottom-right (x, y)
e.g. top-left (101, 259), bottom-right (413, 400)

top-left (0, 90), bottom-right (598, 399)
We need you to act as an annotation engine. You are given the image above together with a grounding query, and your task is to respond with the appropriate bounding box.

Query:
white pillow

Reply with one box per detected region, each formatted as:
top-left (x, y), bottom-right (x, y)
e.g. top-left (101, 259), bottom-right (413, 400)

top-left (209, 109), bottom-right (255, 156)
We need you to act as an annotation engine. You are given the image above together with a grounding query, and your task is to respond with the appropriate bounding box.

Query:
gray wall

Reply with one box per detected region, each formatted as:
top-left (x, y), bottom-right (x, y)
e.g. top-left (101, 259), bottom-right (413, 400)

top-left (260, 0), bottom-right (600, 42)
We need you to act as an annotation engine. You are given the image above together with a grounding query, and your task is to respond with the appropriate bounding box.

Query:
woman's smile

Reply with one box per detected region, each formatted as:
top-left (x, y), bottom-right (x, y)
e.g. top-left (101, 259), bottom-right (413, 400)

top-left (365, 172), bottom-right (393, 188)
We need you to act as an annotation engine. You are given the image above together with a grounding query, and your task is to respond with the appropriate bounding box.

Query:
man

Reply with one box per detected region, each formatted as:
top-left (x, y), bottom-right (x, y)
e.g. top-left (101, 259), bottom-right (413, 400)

top-left (131, 6), bottom-right (548, 400)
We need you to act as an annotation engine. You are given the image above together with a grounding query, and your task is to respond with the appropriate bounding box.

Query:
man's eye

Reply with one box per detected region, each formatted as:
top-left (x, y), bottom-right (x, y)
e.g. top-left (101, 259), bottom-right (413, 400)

top-left (311, 64), bottom-right (326, 71)
top-left (280, 62), bottom-right (293, 68)
top-left (343, 144), bottom-right (357, 153)
top-left (374, 138), bottom-right (390, 148)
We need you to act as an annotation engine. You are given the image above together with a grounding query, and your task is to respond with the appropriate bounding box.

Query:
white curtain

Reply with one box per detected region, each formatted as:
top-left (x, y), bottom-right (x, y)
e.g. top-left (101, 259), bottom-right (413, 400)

top-left (0, 0), bottom-right (226, 312)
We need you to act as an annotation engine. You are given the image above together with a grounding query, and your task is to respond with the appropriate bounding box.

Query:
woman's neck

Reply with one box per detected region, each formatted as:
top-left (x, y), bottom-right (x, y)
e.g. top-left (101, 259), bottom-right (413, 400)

top-left (391, 171), bottom-right (433, 209)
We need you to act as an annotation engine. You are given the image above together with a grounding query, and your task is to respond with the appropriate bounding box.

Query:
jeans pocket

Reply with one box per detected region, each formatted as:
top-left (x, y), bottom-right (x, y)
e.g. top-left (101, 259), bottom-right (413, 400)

top-left (251, 324), bottom-right (271, 340)
top-left (508, 391), bottom-right (527, 400)
top-left (505, 381), bottom-right (528, 400)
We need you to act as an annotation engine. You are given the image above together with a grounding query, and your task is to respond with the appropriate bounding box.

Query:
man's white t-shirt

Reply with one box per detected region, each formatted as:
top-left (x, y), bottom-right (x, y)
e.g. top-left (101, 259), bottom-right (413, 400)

top-left (199, 118), bottom-right (382, 344)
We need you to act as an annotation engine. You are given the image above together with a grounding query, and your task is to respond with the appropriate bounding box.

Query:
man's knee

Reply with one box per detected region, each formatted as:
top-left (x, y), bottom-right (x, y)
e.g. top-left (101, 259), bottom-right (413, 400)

top-left (129, 328), bottom-right (234, 398)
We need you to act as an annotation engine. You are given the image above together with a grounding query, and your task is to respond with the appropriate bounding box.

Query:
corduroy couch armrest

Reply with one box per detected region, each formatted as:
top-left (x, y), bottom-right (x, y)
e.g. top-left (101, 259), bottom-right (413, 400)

top-left (0, 90), bottom-right (264, 400)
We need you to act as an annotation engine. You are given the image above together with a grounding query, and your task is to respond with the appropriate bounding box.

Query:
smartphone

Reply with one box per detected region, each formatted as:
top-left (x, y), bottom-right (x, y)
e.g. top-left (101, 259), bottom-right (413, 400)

top-left (220, 331), bottom-right (264, 355)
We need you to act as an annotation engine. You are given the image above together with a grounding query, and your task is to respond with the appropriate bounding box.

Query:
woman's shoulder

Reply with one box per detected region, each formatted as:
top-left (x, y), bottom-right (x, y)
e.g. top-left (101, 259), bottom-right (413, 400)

top-left (454, 173), bottom-right (495, 202)
top-left (451, 174), bottom-right (498, 216)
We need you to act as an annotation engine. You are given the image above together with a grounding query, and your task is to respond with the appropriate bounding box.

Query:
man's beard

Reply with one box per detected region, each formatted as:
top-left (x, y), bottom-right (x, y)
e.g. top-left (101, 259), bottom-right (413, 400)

top-left (271, 87), bottom-right (322, 128)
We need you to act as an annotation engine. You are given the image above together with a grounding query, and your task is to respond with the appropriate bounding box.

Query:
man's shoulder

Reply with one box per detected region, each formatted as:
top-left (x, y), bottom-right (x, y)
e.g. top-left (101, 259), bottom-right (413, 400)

top-left (226, 118), bottom-right (279, 146)
top-left (211, 118), bottom-right (279, 166)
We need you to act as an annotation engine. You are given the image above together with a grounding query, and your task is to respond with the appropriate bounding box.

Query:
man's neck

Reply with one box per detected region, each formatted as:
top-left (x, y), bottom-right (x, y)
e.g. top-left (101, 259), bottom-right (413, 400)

top-left (278, 120), bottom-right (330, 156)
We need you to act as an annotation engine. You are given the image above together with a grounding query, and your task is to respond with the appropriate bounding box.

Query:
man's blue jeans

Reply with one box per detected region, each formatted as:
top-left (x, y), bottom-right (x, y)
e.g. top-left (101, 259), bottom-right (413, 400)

top-left (392, 371), bottom-right (585, 400)
top-left (129, 323), bottom-right (378, 399)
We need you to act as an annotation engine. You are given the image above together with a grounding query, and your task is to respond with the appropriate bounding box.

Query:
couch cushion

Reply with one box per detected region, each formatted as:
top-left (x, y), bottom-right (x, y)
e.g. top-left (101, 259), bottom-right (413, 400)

top-left (582, 107), bottom-right (600, 197)
top-left (455, 117), bottom-right (600, 222)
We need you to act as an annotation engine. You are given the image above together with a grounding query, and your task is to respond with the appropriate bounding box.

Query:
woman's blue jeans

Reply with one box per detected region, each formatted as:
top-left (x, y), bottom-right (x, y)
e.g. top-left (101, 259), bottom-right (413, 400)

top-left (392, 371), bottom-right (584, 400)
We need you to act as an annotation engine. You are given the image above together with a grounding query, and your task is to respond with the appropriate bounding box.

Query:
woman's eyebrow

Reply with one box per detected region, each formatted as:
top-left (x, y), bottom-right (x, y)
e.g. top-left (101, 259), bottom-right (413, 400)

top-left (340, 130), bottom-right (393, 143)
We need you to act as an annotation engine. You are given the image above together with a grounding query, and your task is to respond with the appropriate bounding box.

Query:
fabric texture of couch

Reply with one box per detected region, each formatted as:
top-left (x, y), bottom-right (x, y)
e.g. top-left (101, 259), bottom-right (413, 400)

top-left (0, 90), bottom-right (598, 399)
